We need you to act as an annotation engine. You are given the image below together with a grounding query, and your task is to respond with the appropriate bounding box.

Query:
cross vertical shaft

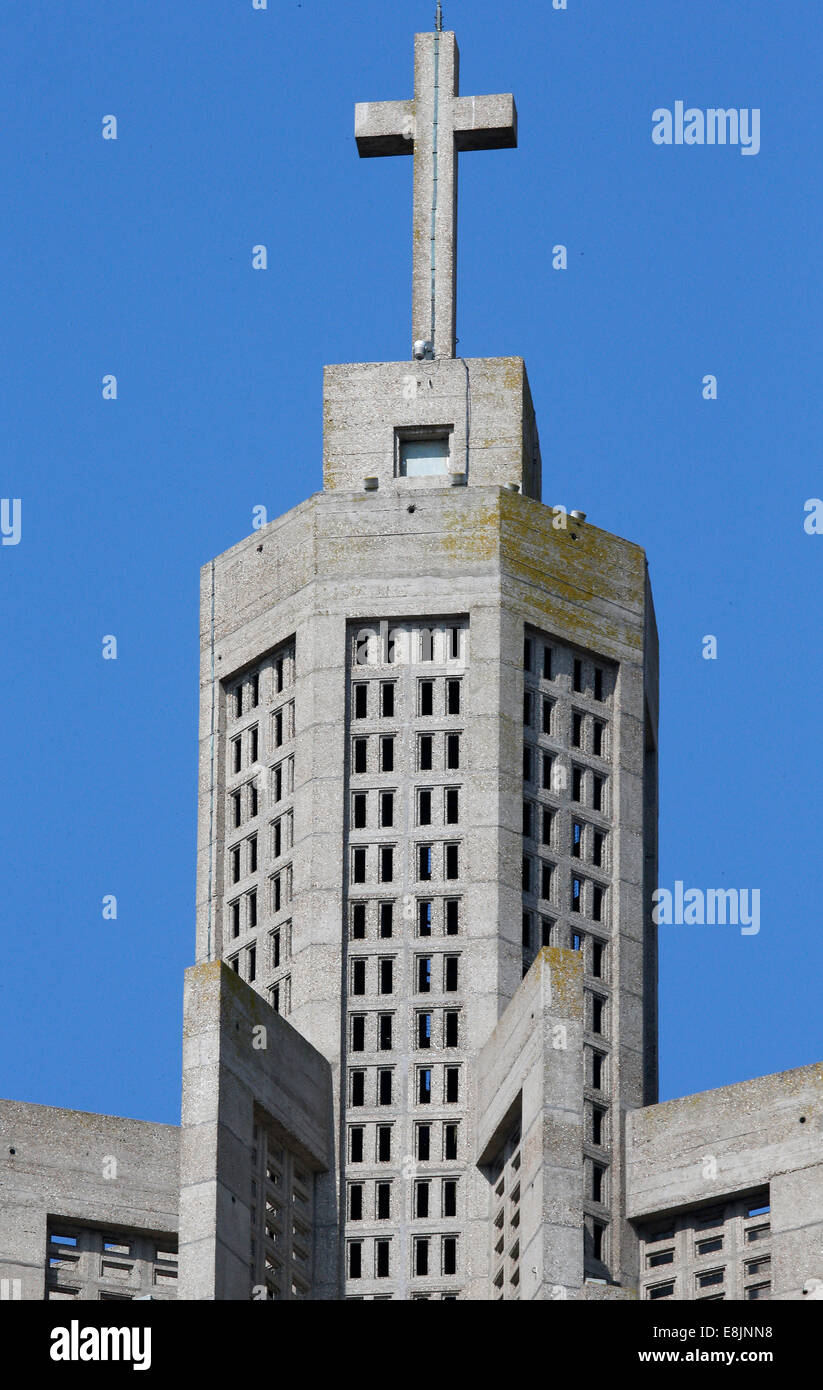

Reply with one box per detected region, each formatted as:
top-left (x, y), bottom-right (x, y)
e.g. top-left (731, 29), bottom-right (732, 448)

top-left (355, 31), bottom-right (517, 359)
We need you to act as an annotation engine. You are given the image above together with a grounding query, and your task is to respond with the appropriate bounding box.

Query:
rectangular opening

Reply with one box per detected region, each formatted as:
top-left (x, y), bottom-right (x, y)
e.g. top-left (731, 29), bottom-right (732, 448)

top-left (445, 844), bottom-right (459, 880)
top-left (419, 735), bottom-right (433, 771)
top-left (418, 789), bottom-right (432, 826)
top-left (418, 1068), bottom-right (432, 1104)
top-left (352, 959), bottom-right (366, 995)
top-left (351, 1015), bottom-right (365, 1051)
top-left (443, 1180), bottom-right (457, 1218)
top-left (445, 1067), bottom-right (459, 1103)
top-left (573, 658), bottom-right (583, 693)
top-left (352, 848), bottom-right (367, 884)
top-left (417, 957), bottom-right (431, 993)
top-left (349, 1184), bottom-right (363, 1221)
top-left (442, 1236), bottom-right (457, 1276)
top-left (416, 1181), bottom-right (430, 1219)
top-left (379, 958), bottom-right (393, 994)
top-left (446, 734), bottom-right (460, 770)
top-left (381, 683), bottom-right (395, 718)
top-left (444, 956), bottom-right (459, 991)
top-left (378, 1069), bottom-right (392, 1105)
top-left (353, 793), bottom-right (367, 829)
top-left (419, 681), bottom-right (434, 717)
top-left (377, 1126), bottom-right (392, 1162)
top-left (379, 846), bottom-right (394, 883)
top-left (378, 1014), bottom-right (393, 1050)
top-left (444, 1124), bottom-right (458, 1160)
top-left (445, 1011), bottom-right (458, 1047)
top-left (348, 1242), bottom-right (362, 1279)
top-left (540, 862), bottom-right (553, 901)
top-left (353, 738), bottom-right (367, 774)
top-left (417, 1012), bottom-right (431, 1049)
top-left (375, 1241), bottom-right (390, 1279)
top-left (446, 679), bottom-right (461, 715)
top-left (445, 899), bottom-right (459, 935)
top-left (415, 1239), bottom-right (430, 1277)
top-left (445, 787), bottom-right (459, 824)
top-left (379, 901), bottom-right (393, 938)
top-left (350, 1127), bottom-right (364, 1163)
top-left (399, 434), bottom-right (451, 477)
top-left (354, 683), bottom-right (367, 719)
top-left (418, 900), bottom-right (432, 936)
top-left (351, 903), bottom-right (366, 939)
top-left (417, 1124), bottom-right (431, 1161)
top-left (381, 736), bottom-right (394, 772)
top-left (376, 1183), bottom-right (391, 1220)
top-left (380, 792), bottom-right (394, 828)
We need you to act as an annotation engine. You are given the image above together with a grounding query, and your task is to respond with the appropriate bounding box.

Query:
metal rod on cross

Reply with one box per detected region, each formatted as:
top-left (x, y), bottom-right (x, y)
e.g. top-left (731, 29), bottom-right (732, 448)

top-left (436, 3), bottom-right (443, 32)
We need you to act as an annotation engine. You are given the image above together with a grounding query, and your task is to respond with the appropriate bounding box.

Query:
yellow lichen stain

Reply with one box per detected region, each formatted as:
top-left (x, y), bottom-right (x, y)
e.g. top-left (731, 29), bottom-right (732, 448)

top-left (545, 946), bottom-right (583, 1010)
top-left (500, 358), bottom-right (523, 393)
top-left (438, 496), bottom-right (500, 565)
top-left (497, 492), bottom-right (646, 654)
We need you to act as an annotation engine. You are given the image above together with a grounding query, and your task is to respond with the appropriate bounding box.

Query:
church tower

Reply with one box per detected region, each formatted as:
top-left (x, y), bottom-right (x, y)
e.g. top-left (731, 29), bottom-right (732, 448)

top-left (190, 17), bottom-right (659, 1300)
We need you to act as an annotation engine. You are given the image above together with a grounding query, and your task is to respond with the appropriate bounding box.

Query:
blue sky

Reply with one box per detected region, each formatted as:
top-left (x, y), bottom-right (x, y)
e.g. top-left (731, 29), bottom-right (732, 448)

top-left (2, 0), bottom-right (821, 1124)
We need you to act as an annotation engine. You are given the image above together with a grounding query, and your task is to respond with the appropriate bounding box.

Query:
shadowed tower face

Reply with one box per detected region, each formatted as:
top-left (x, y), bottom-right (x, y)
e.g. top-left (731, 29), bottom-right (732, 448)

top-left (355, 23), bottom-right (517, 359)
top-left (194, 16), bottom-right (658, 1302)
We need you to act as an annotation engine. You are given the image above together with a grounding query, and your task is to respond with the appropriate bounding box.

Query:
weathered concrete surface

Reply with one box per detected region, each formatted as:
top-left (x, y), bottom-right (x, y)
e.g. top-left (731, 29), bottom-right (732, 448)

top-left (626, 1062), bottom-right (823, 1300)
top-left (475, 948), bottom-right (584, 1300)
top-left (0, 1100), bottom-right (178, 1300)
top-left (323, 358), bottom-right (541, 498)
top-left (178, 961), bottom-right (337, 1301)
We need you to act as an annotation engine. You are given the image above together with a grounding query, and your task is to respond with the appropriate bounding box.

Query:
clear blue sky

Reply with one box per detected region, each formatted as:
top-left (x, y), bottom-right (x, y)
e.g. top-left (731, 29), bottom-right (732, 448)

top-left (2, 1), bottom-right (821, 1124)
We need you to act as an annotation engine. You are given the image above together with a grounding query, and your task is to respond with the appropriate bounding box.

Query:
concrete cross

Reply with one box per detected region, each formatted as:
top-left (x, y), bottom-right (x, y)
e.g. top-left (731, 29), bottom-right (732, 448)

top-left (355, 30), bottom-right (517, 360)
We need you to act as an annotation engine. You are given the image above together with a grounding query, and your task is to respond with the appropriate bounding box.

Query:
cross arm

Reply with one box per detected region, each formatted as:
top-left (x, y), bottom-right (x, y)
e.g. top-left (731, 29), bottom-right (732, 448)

top-left (453, 94), bottom-right (518, 151)
top-left (355, 100), bottom-right (415, 158)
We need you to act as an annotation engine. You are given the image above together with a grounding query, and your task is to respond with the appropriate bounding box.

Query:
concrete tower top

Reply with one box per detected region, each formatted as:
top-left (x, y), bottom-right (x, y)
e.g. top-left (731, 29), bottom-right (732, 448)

top-left (355, 26), bottom-right (517, 360)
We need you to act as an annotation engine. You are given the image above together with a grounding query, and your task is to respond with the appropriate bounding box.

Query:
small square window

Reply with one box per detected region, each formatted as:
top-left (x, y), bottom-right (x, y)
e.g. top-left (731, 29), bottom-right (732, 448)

top-left (399, 434), bottom-right (451, 477)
